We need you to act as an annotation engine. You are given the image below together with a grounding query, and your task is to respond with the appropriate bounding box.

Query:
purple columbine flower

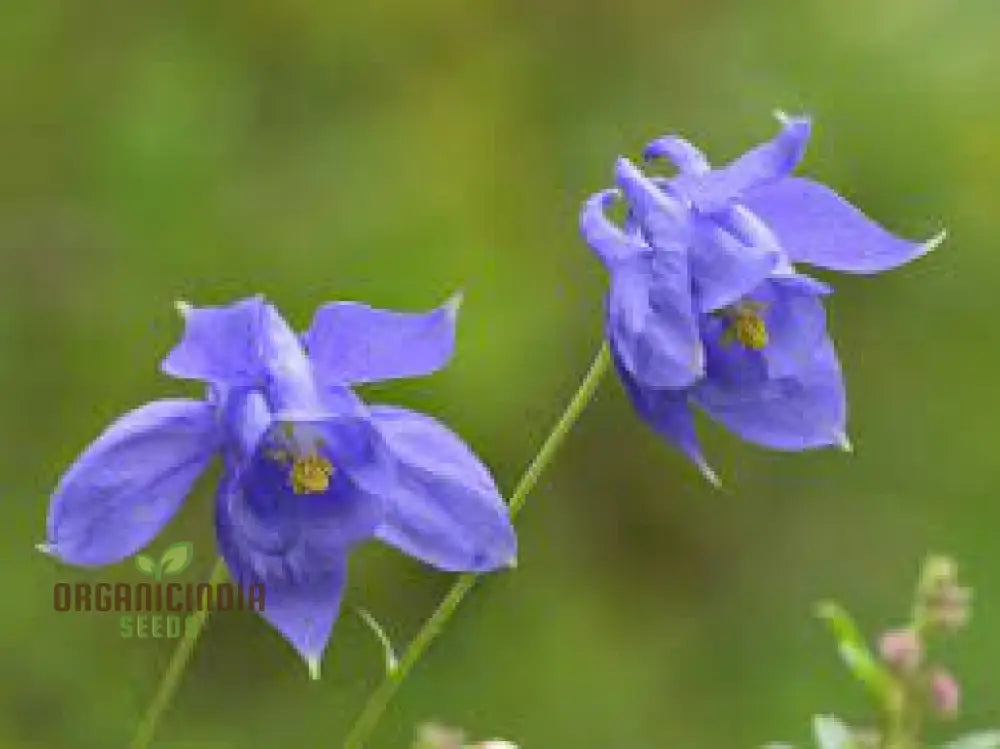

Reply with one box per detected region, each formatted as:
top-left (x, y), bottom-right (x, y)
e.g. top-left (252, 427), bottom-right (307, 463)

top-left (40, 295), bottom-right (516, 674)
top-left (581, 112), bottom-right (944, 483)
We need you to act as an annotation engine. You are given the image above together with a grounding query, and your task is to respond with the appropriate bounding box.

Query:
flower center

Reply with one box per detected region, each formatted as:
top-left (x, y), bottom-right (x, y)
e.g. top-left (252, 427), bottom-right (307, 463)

top-left (720, 302), bottom-right (769, 350)
top-left (268, 446), bottom-right (336, 495)
top-left (289, 452), bottom-right (335, 494)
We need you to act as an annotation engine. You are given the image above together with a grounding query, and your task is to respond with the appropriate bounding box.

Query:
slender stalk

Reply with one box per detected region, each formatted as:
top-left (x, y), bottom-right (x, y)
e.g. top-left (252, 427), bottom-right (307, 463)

top-left (343, 341), bottom-right (612, 748)
top-left (128, 557), bottom-right (230, 749)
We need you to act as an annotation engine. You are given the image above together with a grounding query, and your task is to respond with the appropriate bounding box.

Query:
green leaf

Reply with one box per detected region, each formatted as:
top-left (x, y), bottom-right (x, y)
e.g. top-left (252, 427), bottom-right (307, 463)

top-left (943, 732), bottom-right (1000, 749)
top-left (815, 600), bottom-right (894, 701)
top-left (355, 607), bottom-right (399, 675)
top-left (813, 715), bottom-right (857, 749)
top-left (134, 554), bottom-right (156, 577)
top-left (158, 541), bottom-right (194, 577)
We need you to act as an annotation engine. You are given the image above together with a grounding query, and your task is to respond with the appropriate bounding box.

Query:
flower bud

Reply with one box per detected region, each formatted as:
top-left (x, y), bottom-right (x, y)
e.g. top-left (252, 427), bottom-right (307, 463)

top-left (915, 555), bottom-right (972, 633)
top-left (929, 669), bottom-right (960, 719)
top-left (928, 585), bottom-right (972, 633)
top-left (878, 627), bottom-right (923, 673)
top-left (920, 555), bottom-right (959, 590)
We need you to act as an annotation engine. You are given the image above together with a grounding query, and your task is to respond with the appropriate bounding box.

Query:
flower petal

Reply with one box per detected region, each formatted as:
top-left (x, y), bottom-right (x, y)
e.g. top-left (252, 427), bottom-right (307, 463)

top-left (257, 302), bottom-right (330, 415)
top-left (643, 135), bottom-right (711, 175)
top-left (253, 563), bottom-right (347, 674)
top-left (218, 388), bottom-right (273, 458)
top-left (612, 349), bottom-right (718, 485)
top-left (163, 298), bottom-right (333, 418)
top-left (743, 177), bottom-right (943, 273)
top-left (694, 337), bottom-right (847, 450)
top-left (161, 297), bottom-right (267, 386)
top-left (688, 210), bottom-right (781, 312)
top-left (608, 251), bottom-right (704, 389)
top-left (369, 405), bottom-right (516, 572)
top-left (769, 262), bottom-right (834, 296)
top-left (214, 452), bottom-right (380, 587)
top-left (675, 114), bottom-right (811, 213)
top-left (753, 278), bottom-right (830, 379)
top-left (579, 189), bottom-right (647, 267)
top-left (627, 165), bottom-right (780, 312)
top-left (700, 315), bottom-right (769, 389)
top-left (304, 298), bottom-right (459, 386)
top-left (614, 157), bottom-right (691, 250)
top-left (214, 472), bottom-right (350, 668)
top-left (45, 399), bottom-right (220, 565)
top-left (716, 204), bottom-right (785, 257)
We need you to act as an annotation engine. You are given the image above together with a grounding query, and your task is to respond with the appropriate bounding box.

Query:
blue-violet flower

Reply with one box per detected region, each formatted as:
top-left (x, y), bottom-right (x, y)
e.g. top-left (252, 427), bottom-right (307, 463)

top-left (581, 112), bottom-right (944, 483)
top-left (41, 295), bottom-right (517, 674)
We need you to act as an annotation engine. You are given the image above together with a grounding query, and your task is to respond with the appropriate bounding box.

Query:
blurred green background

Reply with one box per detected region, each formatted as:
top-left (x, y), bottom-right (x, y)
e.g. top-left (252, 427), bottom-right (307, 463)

top-left (1, 1), bottom-right (997, 747)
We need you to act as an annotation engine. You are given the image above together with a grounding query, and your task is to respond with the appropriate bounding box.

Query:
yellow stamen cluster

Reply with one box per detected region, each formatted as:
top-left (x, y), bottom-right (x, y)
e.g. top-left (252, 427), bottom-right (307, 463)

top-left (720, 302), bottom-right (769, 350)
top-left (289, 452), bottom-right (335, 494)
top-left (268, 448), bottom-right (335, 494)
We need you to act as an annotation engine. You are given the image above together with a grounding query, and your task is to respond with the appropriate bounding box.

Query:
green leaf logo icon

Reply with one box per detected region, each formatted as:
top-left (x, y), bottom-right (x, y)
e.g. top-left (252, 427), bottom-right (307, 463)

top-left (134, 554), bottom-right (157, 577)
top-left (158, 541), bottom-right (194, 578)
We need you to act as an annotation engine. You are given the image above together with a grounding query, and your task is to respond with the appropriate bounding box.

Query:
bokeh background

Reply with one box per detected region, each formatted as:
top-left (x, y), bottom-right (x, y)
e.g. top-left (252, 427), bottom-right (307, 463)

top-left (2, 1), bottom-right (998, 747)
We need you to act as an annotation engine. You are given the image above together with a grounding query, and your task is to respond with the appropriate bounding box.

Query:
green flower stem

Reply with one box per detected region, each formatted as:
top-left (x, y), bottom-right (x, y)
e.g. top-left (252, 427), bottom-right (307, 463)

top-left (129, 556), bottom-right (230, 749)
top-left (342, 341), bottom-right (612, 749)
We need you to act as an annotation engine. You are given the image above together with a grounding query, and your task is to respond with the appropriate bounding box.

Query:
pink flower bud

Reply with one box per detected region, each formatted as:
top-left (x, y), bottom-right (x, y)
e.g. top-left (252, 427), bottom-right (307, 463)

top-left (929, 669), bottom-right (960, 718)
top-left (878, 628), bottom-right (922, 673)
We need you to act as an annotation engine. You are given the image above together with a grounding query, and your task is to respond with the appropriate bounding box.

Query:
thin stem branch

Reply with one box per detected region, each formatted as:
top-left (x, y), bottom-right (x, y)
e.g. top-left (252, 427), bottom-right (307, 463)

top-left (128, 557), bottom-right (230, 749)
top-left (342, 341), bottom-right (612, 748)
